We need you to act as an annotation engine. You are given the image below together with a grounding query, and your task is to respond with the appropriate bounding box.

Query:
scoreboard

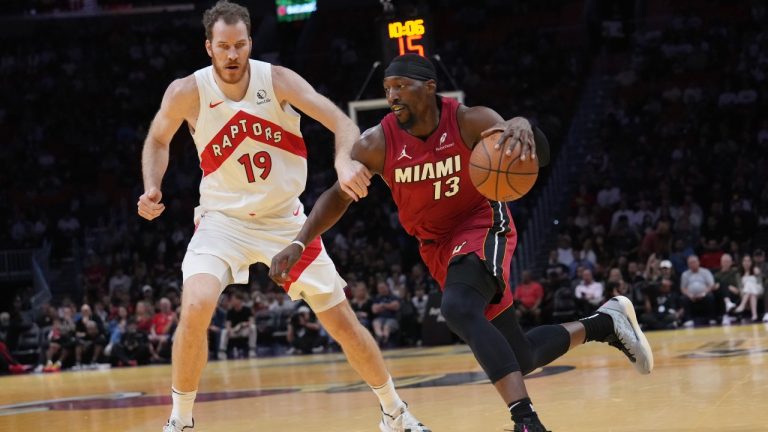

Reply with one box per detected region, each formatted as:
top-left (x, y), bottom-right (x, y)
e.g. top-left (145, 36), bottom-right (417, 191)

top-left (380, 16), bottom-right (433, 62)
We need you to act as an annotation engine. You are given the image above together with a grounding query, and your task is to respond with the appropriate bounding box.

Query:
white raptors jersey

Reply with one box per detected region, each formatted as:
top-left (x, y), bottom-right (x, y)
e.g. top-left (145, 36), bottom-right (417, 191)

top-left (191, 59), bottom-right (306, 225)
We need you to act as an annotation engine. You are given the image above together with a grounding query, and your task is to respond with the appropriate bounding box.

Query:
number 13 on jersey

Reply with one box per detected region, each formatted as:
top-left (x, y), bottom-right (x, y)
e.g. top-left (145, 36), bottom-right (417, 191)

top-left (237, 151), bottom-right (272, 183)
top-left (433, 176), bottom-right (460, 200)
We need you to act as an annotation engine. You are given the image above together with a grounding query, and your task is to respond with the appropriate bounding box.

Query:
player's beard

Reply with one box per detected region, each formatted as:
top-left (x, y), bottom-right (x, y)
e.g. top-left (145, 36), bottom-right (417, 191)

top-left (213, 58), bottom-right (248, 85)
top-left (395, 108), bottom-right (416, 131)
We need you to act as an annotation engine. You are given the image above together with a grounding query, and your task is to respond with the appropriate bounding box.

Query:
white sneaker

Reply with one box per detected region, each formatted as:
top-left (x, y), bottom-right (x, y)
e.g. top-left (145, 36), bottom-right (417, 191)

top-left (596, 296), bottom-right (654, 375)
top-left (163, 418), bottom-right (194, 432)
top-left (763, 313), bottom-right (768, 323)
top-left (379, 403), bottom-right (430, 432)
top-left (724, 298), bottom-right (736, 312)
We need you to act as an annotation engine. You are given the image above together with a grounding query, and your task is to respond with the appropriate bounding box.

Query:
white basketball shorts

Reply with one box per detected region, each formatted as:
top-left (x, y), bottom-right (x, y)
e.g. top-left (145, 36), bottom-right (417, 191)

top-left (181, 211), bottom-right (346, 312)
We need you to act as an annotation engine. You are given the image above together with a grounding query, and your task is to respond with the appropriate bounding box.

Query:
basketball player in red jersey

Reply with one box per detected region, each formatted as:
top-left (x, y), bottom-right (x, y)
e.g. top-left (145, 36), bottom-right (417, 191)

top-left (270, 54), bottom-right (654, 431)
top-left (138, 2), bottom-right (429, 431)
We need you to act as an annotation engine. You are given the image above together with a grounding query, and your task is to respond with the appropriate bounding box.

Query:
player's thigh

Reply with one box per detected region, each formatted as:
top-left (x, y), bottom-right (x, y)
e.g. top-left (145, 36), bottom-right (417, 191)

top-left (181, 255), bottom-right (230, 325)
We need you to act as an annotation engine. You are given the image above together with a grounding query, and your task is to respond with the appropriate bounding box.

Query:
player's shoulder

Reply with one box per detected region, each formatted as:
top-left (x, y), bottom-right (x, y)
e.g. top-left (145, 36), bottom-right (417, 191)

top-left (165, 74), bottom-right (198, 102)
top-left (359, 124), bottom-right (386, 149)
top-left (456, 104), bottom-right (499, 124)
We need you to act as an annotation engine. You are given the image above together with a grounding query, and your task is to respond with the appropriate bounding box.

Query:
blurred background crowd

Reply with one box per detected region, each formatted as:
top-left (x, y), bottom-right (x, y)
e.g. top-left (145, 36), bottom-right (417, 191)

top-left (1, 0), bottom-right (766, 373)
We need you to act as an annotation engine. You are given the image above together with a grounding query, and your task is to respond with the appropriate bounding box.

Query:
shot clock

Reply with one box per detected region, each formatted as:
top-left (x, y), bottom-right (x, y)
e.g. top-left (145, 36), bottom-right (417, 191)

top-left (380, 15), bottom-right (433, 62)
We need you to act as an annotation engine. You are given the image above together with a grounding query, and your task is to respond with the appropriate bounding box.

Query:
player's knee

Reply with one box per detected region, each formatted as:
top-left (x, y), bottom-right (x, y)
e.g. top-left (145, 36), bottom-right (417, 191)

top-left (441, 292), bottom-right (481, 335)
top-left (180, 299), bottom-right (216, 329)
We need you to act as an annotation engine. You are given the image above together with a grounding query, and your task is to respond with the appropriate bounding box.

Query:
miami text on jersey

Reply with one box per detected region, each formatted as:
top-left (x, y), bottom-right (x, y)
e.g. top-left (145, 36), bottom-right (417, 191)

top-left (394, 155), bottom-right (462, 183)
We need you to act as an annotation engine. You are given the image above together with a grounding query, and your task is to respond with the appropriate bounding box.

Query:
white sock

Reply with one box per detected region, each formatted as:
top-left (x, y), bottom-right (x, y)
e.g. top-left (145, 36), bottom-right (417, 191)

top-left (370, 376), bottom-right (404, 416)
top-left (171, 387), bottom-right (197, 426)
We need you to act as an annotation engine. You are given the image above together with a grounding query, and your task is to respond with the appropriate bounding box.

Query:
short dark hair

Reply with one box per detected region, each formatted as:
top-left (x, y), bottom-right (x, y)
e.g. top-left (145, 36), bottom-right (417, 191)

top-left (203, 0), bottom-right (251, 41)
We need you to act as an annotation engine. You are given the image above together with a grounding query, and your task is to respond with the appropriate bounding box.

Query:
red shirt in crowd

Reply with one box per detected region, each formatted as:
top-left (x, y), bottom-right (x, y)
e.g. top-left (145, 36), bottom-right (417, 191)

top-left (151, 312), bottom-right (175, 335)
top-left (515, 281), bottom-right (544, 309)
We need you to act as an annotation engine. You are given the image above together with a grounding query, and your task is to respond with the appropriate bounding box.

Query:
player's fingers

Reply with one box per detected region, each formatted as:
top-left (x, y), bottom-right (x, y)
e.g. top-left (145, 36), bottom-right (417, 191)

top-left (353, 178), bottom-right (370, 197)
top-left (355, 166), bottom-right (373, 182)
top-left (494, 130), bottom-right (513, 150)
top-left (139, 194), bottom-right (163, 210)
top-left (527, 130), bottom-right (537, 160)
top-left (137, 209), bottom-right (154, 221)
top-left (339, 183), bottom-right (360, 202)
top-left (506, 129), bottom-right (522, 157)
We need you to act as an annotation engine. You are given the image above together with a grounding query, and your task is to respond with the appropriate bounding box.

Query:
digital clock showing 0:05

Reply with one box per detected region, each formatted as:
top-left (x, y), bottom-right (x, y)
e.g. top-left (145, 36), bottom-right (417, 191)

top-left (381, 16), bottom-right (433, 62)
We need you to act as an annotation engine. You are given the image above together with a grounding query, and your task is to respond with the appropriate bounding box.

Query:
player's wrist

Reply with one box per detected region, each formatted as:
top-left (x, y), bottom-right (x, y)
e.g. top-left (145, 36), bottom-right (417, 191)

top-left (291, 240), bottom-right (306, 252)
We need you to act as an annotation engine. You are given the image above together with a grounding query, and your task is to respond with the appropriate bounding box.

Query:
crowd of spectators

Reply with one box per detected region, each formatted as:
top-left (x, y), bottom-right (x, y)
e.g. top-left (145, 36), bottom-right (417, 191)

top-left (525, 2), bottom-right (768, 331)
top-left (4, 2), bottom-right (767, 375)
top-left (0, 1), bottom-right (584, 373)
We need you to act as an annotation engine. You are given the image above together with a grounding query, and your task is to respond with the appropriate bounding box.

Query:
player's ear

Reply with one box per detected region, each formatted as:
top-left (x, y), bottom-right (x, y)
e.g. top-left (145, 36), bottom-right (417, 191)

top-left (205, 39), bottom-right (213, 58)
top-left (424, 79), bottom-right (437, 94)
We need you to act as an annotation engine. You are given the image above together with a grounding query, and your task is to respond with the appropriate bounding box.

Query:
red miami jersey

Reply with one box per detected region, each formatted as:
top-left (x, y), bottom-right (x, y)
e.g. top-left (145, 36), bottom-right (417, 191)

top-left (380, 97), bottom-right (517, 319)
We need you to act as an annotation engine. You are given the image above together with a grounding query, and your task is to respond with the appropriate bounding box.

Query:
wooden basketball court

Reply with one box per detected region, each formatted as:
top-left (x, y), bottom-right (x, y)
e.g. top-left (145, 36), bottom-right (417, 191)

top-left (1, 324), bottom-right (765, 431)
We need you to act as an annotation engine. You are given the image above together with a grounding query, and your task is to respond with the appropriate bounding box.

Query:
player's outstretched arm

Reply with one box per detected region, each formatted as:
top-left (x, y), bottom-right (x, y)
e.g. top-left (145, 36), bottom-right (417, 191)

top-left (138, 76), bottom-right (197, 221)
top-left (271, 65), bottom-right (372, 201)
top-left (458, 105), bottom-right (550, 167)
top-left (269, 125), bottom-right (386, 284)
top-left (269, 182), bottom-right (354, 284)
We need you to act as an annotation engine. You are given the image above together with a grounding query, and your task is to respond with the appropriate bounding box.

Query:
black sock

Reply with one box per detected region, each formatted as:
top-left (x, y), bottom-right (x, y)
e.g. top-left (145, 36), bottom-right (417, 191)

top-left (508, 397), bottom-right (540, 424)
top-left (580, 312), bottom-right (614, 342)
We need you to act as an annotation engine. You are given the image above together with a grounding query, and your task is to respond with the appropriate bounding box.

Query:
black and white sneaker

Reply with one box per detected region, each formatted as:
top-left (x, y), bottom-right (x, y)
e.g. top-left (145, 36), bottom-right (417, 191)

top-left (379, 403), bottom-right (431, 432)
top-left (163, 417), bottom-right (194, 432)
top-left (596, 296), bottom-right (654, 374)
top-left (511, 418), bottom-right (551, 432)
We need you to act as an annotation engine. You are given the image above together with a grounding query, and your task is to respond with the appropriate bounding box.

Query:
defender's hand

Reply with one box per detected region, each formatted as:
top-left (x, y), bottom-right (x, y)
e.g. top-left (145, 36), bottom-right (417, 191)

top-left (269, 243), bottom-right (305, 285)
top-left (137, 187), bottom-right (165, 221)
top-left (487, 117), bottom-right (536, 161)
top-left (335, 157), bottom-right (372, 202)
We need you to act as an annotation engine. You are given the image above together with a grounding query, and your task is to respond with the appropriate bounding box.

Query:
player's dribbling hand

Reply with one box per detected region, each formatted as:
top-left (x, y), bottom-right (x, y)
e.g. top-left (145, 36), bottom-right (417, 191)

top-left (137, 187), bottom-right (165, 221)
top-left (335, 157), bottom-right (372, 202)
top-left (269, 243), bottom-right (304, 285)
top-left (491, 117), bottom-right (536, 161)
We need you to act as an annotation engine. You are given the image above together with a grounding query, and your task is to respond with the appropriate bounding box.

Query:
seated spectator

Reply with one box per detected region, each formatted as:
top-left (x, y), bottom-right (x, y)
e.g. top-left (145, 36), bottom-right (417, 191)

top-left (349, 281), bottom-right (373, 330)
top-left (639, 220), bottom-right (672, 261)
top-left (134, 301), bottom-right (153, 335)
top-left (755, 250), bottom-right (768, 322)
top-left (659, 260), bottom-right (679, 292)
top-left (106, 306), bottom-right (129, 359)
top-left (221, 291), bottom-right (256, 359)
top-left (699, 239), bottom-right (725, 271)
top-left (641, 277), bottom-right (683, 330)
top-left (74, 320), bottom-right (108, 369)
top-left (732, 254), bottom-right (763, 322)
top-left (606, 268), bottom-right (629, 296)
top-left (0, 339), bottom-right (29, 374)
top-left (286, 306), bottom-right (325, 355)
top-left (680, 255), bottom-right (717, 325)
top-left (514, 270), bottom-right (544, 326)
top-left (715, 254), bottom-right (740, 317)
top-left (568, 249), bottom-right (595, 279)
top-left (411, 284), bottom-right (429, 326)
top-left (110, 319), bottom-right (150, 366)
top-left (43, 306), bottom-right (76, 372)
top-left (371, 281), bottom-right (400, 347)
top-left (149, 298), bottom-right (176, 362)
top-left (574, 269), bottom-right (604, 314)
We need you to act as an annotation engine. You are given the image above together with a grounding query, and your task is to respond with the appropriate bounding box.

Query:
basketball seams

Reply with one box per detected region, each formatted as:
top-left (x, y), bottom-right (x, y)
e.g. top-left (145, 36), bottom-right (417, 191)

top-left (469, 131), bottom-right (538, 201)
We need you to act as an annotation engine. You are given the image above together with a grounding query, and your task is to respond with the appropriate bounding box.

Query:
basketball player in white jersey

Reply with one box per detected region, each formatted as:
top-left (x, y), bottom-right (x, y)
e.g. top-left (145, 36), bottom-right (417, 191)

top-left (137, 2), bottom-right (430, 431)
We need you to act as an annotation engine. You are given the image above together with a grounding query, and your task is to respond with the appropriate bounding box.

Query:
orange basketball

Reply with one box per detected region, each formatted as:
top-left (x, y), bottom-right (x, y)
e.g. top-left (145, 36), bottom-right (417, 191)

top-left (469, 130), bottom-right (539, 202)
